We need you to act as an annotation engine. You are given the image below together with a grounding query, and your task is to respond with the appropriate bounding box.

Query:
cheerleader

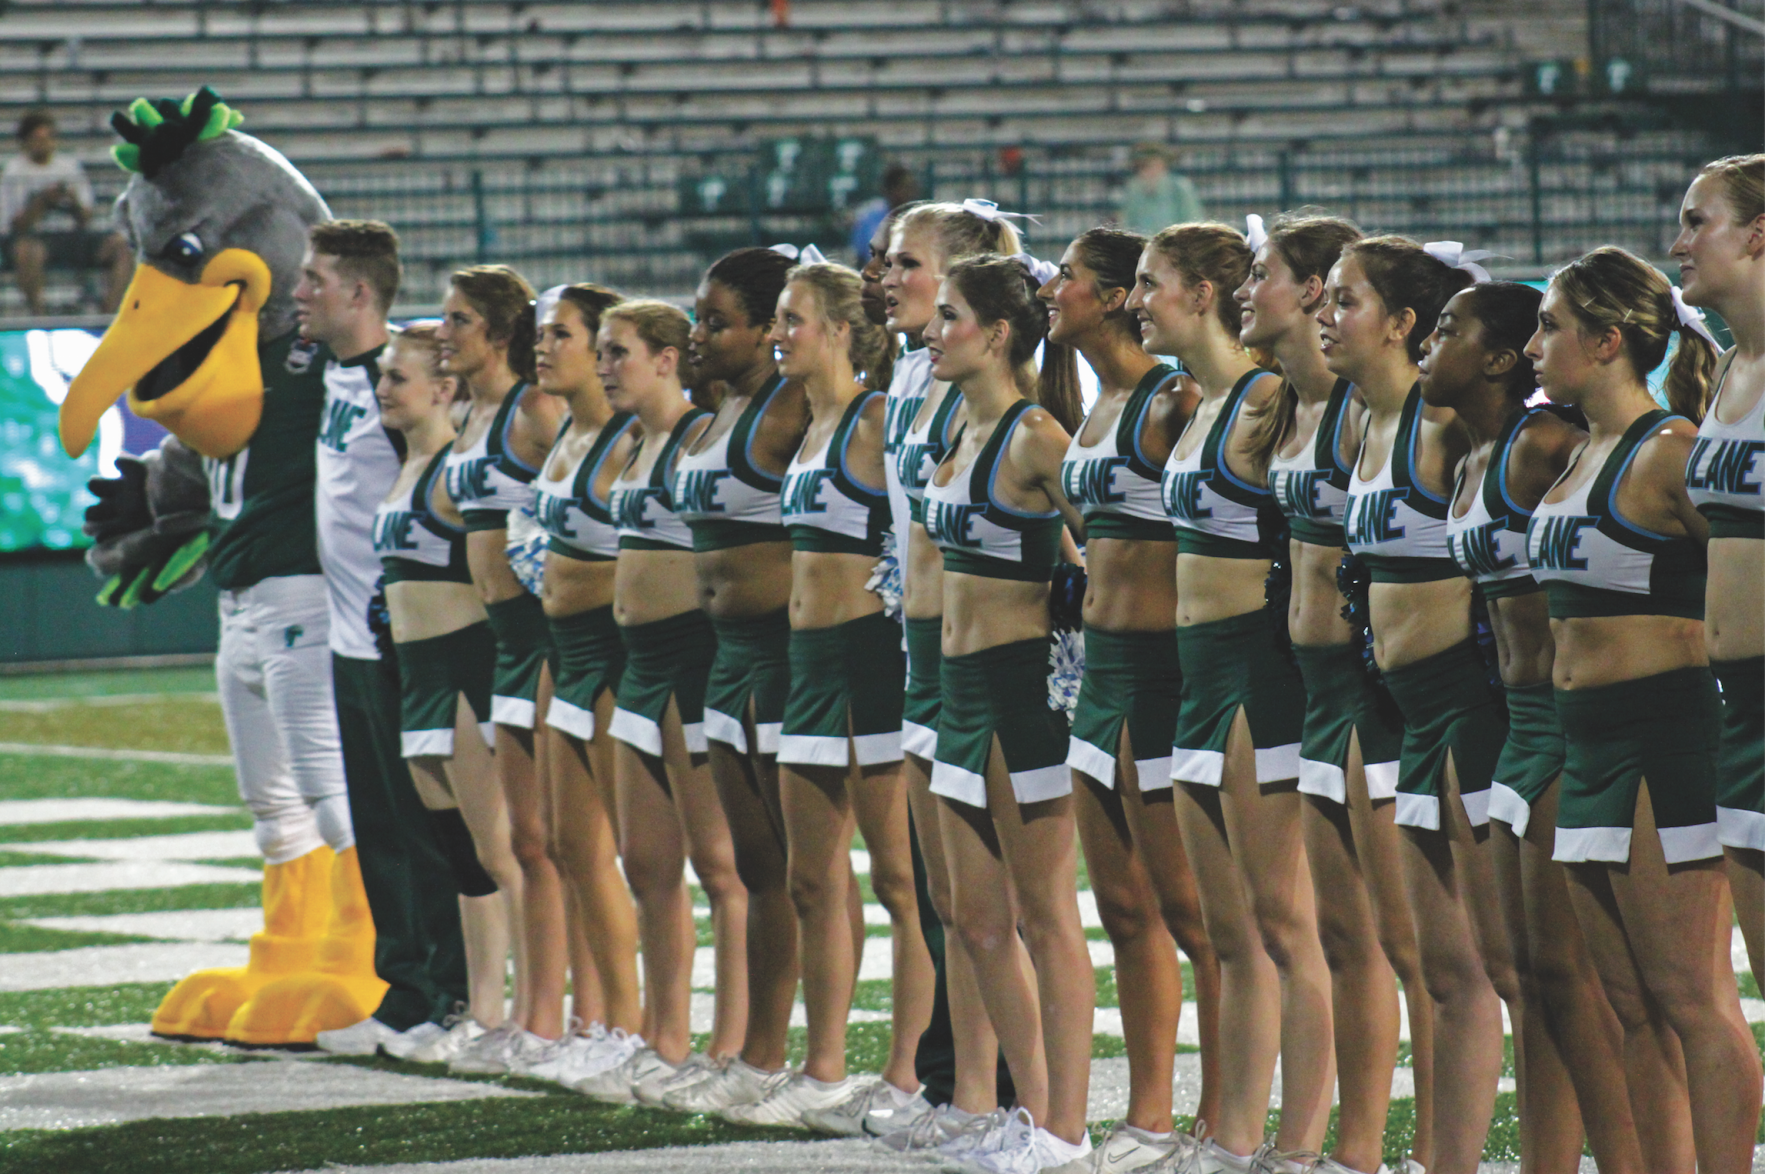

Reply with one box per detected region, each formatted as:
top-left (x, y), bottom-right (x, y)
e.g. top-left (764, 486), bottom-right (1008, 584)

top-left (1243, 213), bottom-right (1435, 1174)
top-left (573, 301), bottom-right (749, 1101)
top-left (876, 201), bottom-right (1028, 1151)
top-left (1321, 238), bottom-right (1515, 1174)
top-left (660, 249), bottom-right (813, 1115)
top-left (370, 324), bottom-right (517, 1061)
top-left (1135, 224), bottom-right (1334, 1170)
top-left (1672, 154), bottom-right (1764, 991)
top-left (437, 265), bottom-right (569, 1071)
top-left (526, 284), bottom-right (644, 1083)
top-left (1423, 281), bottom-right (1664, 1171)
top-left (1525, 247), bottom-right (1762, 1172)
top-left (1041, 226), bottom-right (1221, 1170)
top-left (723, 261), bottom-right (932, 1127)
top-left (923, 254), bottom-right (1093, 1172)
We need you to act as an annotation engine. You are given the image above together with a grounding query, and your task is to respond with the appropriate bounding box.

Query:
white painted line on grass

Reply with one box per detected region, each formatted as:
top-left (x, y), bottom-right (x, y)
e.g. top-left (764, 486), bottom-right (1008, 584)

top-left (7, 830), bottom-right (257, 862)
top-left (0, 693), bottom-right (219, 713)
top-left (25, 908), bottom-right (262, 943)
top-left (0, 1058), bottom-right (538, 1130)
top-left (0, 798), bottom-right (240, 826)
top-left (0, 942), bottom-right (249, 991)
top-left (0, 860), bottom-right (260, 898)
top-left (0, 742), bottom-right (233, 767)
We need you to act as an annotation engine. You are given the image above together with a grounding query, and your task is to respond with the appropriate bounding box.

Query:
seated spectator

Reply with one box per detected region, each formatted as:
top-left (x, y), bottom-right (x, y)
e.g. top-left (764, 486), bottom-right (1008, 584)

top-left (1116, 143), bottom-right (1205, 236)
top-left (2, 110), bottom-right (131, 315)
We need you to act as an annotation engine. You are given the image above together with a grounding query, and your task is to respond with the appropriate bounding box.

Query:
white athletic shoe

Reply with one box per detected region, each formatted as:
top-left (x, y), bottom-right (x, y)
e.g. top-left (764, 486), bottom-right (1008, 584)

top-left (664, 1058), bottom-right (788, 1115)
top-left (933, 1107), bottom-right (1011, 1170)
top-left (573, 1046), bottom-right (677, 1105)
top-left (382, 1021), bottom-right (447, 1061)
top-left (447, 1020), bottom-right (523, 1074)
top-left (1042, 1122), bottom-right (1180, 1173)
top-left (860, 1087), bottom-right (934, 1138)
top-left (720, 1071), bottom-right (855, 1127)
top-left (556, 1026), bottom-right (642, 1089)
top-left (799, 1075), bottom-right (898, 1136)
top-left (313, 1017), bottom-right (402, 1057)
top-left (504, 1030), bottom-right (574, 1079)
top-left (1305, 1157), bottom-right (1392, 1174)
top-left (409, 1015), bottom-right (486, 1065)
top-left (873, 1101), bottom-right (979, 1154)
top-left (634, 1051), bottom-right (718, 1108)
top-left (964, 1107), bottom-right (1092, 1174)
top-left (1144, 1136), bottom-right (1258, 1173)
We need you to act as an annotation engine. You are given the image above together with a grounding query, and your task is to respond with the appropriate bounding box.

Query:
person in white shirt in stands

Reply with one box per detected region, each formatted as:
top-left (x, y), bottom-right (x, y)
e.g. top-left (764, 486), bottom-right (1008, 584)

top-left (0, 110), bottom-right (130, 314)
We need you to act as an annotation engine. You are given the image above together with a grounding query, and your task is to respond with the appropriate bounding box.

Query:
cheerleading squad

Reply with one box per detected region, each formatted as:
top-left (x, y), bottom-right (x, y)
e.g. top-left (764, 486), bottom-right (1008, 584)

top-left (311, 155), bottom-right (1760, 1174)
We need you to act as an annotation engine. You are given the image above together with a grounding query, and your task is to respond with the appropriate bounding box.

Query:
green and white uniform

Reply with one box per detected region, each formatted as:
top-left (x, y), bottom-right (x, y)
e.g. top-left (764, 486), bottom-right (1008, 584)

top-left (1271, 378), bottom-right (1406, 804)
top-left (1062, 363), bottom-right (1183, 787)
top-left (533, 412), bottom-right (637, 741)
top-left (896, 380), bottom-right (965, 760)
top-left (1684, 360), bottom-right (1765, 851)
top-left (673, 378), bottom-right (794, 757)
top-left (778, 391), bottom-right (904, 767)
top-left (607, 409), bottom-right (716, 757)
top-left (1449, 408), bottom-right (1560, 836)
top-left (1164, 368), bottom-right (1303, 787)
top-left (443, 386), bottom-right (550, 730)
top-left (1529, 408), bottom-right (1716, 863)
top-left (315, 345), bottom-right (399, 659)
top-left (925, 399), bottom-right (1069, 807)
top-left (1347, 383), bottom-right (1506, 830)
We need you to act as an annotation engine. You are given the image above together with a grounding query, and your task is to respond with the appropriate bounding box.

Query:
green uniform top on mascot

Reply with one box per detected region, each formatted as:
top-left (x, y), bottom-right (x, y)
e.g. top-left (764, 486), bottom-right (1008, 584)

top-left (59, 87), bottom-right (388, 1048)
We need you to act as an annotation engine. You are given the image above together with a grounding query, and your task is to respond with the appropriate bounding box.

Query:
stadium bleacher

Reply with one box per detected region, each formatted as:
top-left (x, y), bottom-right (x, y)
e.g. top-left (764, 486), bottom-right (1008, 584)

top-left (0, 0), bottom-right (1745, 309)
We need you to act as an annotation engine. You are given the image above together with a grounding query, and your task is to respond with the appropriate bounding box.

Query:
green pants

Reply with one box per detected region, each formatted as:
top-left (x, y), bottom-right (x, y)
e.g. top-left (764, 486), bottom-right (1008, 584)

top-left (333, 653), bottom-right (468, 1029)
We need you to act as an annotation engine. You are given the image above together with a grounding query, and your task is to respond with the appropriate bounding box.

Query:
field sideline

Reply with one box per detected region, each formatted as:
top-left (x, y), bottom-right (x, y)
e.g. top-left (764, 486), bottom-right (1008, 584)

top-left (0, 666), bottom-right (1757, 1174)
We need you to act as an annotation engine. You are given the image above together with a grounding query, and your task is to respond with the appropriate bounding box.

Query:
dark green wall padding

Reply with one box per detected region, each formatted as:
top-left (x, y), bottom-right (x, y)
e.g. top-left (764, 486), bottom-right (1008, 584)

top-left (0, 554), bottom-right (219, 665)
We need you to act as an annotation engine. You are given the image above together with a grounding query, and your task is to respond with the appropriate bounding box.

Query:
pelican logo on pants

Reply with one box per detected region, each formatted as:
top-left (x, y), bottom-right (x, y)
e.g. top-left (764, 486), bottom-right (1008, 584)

top-left (283, 624), bottom-right (305, 648)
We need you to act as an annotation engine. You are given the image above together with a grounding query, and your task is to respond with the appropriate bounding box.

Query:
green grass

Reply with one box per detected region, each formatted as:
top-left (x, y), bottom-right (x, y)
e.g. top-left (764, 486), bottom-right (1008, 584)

top-left (0, 701), bottom-right (228, 757)
top-left (0, 667), bottom-right (216, 701)
top-left (0, 814), bottom-right (250, 844)
top-left (0, 883), bottom-right (263, 922)
top-left (0, 923), bottom-right (155, 953)
top-left (0, 1029), bottom-right (259, 1077)
top-left (0, 758), bottom-right (239, 807)
top-left (1739, 969), bottom-right (1760, 1000)
top-left (0, 850), bottom-right (90, 866)
top-left (0, 982), bottom-right (176, 1028)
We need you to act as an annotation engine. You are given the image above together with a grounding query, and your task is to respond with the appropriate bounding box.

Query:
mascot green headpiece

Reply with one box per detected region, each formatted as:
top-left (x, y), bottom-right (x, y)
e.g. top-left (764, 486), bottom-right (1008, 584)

top-left (59, 86), bottom-right (329, 460)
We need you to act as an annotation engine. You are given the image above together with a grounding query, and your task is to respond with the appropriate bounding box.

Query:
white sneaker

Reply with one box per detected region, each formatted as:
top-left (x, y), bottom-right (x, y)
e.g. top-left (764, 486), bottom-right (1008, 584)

top-left (573, 1046), bottom-right (676, 1105)
top-left (556, 1026), bottom-right (641, 1089)
top-left (720, 1071), bottom-right (856, 1127)
top-left (934, 1107), bottom-right (1011, 1170)
top-left (1153, 1137), bottom-right (1258, 1174)
top-left (517, 1018), bottom-right (588, 1082)
top-left (1043, 1122), bottom-right (1178, 1173)
top-left (874, 1101), bottom-right (979, 1154)
top-left (967, 1107), bottom-right (1093, 1174)
top-left (1306, 1157), bottom-right (1392, 1174)
top-left (504, 1030), bottom-right (571, 1079)
top-left (799, 1075), bottom-right (895, 1136)
top-left (861, 1087), bottom-right (935, 1138)
top-left (665, 1057), bottom-right (788, 1114)
top-left (634, 1051), bottom-right (718, 1107)
top-left (383, 1021), bottom-right (447, 1061)
top-left (410, 1015), bottom-right (486, 1064)
top-left (447, 1020), bottom-right (522, 1074)
top-left (314, 1017), bottom-right (402, 1057)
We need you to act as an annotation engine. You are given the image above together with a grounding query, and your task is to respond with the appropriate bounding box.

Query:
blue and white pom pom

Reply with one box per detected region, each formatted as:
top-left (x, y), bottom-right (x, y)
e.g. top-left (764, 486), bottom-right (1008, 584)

top-left (1047, 629), bottom-right (1084, 716)
top-left (867, 531), bottom-right (903, 622)
top-left (505, 506), bottom-right (549, 597)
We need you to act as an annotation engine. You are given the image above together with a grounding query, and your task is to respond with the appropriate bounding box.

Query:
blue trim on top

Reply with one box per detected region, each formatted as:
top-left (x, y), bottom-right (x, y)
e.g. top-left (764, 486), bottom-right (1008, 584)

top-left (498, 388), bottom-right (541, 475)
top-left (836, 390), bottom-right (888, 497)
top-left (986, 408), bottom-right (1060, 520)
top-left (1404, 392), bottom-right (1449, 505)
top-left (1603, 430), bottom-right (1677, 542)
top-left (1327, 382), bottom-right (1355, 476)
top-left (1213, 372), bottom-right (1277, 496)
top-left (1494, 411), bottom-right (1532, 520)
top-left (579, 416), bottom-right (632, 514)
top-left (741, 374), bottom-right (788, 489)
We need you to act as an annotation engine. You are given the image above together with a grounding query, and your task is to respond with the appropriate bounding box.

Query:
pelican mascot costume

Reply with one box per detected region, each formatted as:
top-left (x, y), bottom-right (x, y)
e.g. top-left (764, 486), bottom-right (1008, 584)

top-left (59, 88), bottom-right (386, 1046)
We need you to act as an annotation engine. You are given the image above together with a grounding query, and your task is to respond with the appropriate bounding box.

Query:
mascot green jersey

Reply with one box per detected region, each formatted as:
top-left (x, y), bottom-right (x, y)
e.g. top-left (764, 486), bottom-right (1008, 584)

top-left (59, 88), bottom-right (387, 1047)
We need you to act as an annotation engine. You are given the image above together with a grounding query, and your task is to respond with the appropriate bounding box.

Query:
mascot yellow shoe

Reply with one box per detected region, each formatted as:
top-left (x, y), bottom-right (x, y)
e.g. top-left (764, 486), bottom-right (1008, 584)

top-left (150, 846), bottom-right (333, 1040)
top-left (225, 847), bottom-right (389, 1047)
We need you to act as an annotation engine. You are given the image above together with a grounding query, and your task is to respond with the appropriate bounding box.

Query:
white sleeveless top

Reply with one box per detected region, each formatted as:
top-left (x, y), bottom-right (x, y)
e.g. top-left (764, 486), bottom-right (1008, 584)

top-left (1343, 383), bottom-right (1458, 583)
top-left (1266, 377), bottom-right (1355, 548)
top-left (533, 412), bottom-right (635, 562)
top-left (609, 409), bottom-right (708, 552)
top-left (883, 345), bottom-right (937, 544)
top-left (1685, 359), bottom-right (1764, 540)
top-left (1062, 363), bottom-right (1181, 542)
top-left (671, 374), bottom-right (791, 549)
top-left (781, 391), bottom-right (890, 557)
top-left (1161, 368), bottom-right (1277, 558)
top-left (443, 385), bottom-right (540, 529)
top-left (1446, 409), bottom-right (1542, 598)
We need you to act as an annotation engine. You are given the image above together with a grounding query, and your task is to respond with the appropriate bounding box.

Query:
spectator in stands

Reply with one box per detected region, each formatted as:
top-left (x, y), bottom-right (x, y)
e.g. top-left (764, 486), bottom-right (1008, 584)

top-left (1116, 143), bottom-right (1205, 237)
top-left (2, 111), bottom-right (130, 315)
top-left (850, 163), bottom-right (921, 267)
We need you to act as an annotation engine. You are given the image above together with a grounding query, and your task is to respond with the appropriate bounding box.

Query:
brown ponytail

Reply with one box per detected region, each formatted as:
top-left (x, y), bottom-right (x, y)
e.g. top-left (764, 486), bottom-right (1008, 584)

top-left (450, 264), bottom-right (538, 383)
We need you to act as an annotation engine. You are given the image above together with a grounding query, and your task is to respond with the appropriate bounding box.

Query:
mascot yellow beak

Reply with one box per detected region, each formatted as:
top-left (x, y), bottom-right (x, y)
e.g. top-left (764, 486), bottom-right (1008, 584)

top-left (60, 248), bottom-right (271, 460)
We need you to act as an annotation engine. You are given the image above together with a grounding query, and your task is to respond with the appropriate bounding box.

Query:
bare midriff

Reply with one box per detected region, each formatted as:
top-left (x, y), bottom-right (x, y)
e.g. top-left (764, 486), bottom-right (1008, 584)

top-left (696, 541), bottom-right (794, 619)
top-left (789, 551), bottom-right (884, 630)
top-left (614, 548), bottom-right (702, 627)
top-left (1706, 537), bottom-right (1763, 661)
top-left (1083, 536), bottom-right (1176, 634)
top-left (902, 524), bottom-right (946, 621)
top-left (1551, 614), bottom-right (1707, 691)
top-left (540, 551), bottom-right (616, 619)
top-left (941, 572), bottom-right (1050, 657)
top-left (1175, 554), bottom-right (1272, 628)
top-left (1484, 591), bottom-right (1555, 687)
top-left (388, 580), bottom-right (488, 645)
top-left (1285, 538), bottom-right (1352, 647)
top-left (1367, 578), bottom-right (1473, 671)
top-left (465, 529), bottom-right (526, 606)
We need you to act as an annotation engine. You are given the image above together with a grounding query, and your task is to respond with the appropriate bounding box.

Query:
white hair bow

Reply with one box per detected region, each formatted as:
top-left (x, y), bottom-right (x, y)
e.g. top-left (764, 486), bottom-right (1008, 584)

top-left (1422, 241), bottom-right (1494, 284)
top-left (1245, 214), bottom-right (1268, 252)
top-left (1011, 252), bottom-right (1060, 286)
top-left (770, 242), bottom-right (828, 265)
top-left (961, 197), bottom-right (1041, 225)
top-left (534, 284), bottom-right (568, 323)
top-left (1670, 285), bottom-right (1721, 349)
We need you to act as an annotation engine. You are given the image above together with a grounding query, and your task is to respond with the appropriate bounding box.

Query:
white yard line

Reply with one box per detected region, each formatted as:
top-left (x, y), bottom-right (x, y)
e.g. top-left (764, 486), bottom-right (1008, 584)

top-left (0, 942), bottom-right (251, 991)
top-left (24, 908), bottom-right (262, 942)
top-left (6, 831), bottom-right (257, 862)
top-left (0, 742), bottom-right (233, 767)
top-left (0, 860), bottom-right (260, 899)
top-left (0, 798), bottom-right (239, 826)
top-left (0, 693), bottom-right (219, 713)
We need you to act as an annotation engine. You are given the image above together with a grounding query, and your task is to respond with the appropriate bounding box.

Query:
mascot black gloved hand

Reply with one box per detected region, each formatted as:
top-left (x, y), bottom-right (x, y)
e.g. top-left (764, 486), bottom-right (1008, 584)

top-left (59, 87), bottom-right (386, 1048)
top-left (83, 439), bottom-right (217, 608)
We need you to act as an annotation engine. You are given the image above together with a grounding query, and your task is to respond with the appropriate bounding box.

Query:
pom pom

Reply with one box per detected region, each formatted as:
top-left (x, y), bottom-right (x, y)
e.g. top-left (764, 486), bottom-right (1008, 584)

top-left (866, 531), bottom-right (903, 621)
top-left (1047, 629), bottom-right (1085, 716)
top-left (504, 506), bottom-right (548, 597)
